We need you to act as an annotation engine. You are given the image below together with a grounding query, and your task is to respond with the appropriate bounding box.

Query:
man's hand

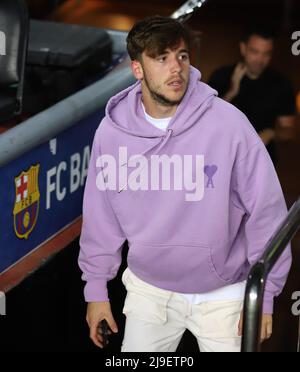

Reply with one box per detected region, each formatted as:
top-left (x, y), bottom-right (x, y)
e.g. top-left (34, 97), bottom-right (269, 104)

top-left (223, 63), bottom-right (247, 102)
top-left (238, 311), bottom-right (273, 343)
top-left (86, 301), bottom-right (119, 348)
top-left (259, 128), bottom-right (276, 146)
top-left (260, 314), bottom-right (273, 342)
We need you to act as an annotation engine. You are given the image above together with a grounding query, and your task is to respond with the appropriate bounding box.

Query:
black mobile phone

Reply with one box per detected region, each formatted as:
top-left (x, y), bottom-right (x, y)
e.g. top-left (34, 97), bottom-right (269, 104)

top-left (98, 319), bottom-right (109, 347)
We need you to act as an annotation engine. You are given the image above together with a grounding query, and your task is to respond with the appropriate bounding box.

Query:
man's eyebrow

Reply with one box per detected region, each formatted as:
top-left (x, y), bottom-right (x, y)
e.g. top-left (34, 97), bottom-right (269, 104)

top-left (159, 48), bottom-right (189, 55)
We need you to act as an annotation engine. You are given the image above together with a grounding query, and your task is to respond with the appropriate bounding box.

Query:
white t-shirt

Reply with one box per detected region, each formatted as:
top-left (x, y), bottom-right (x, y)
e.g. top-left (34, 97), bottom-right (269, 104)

top-left (142, 103), bottom-right (173, 131)
top-left (142, 101), bottom-right (246, 304)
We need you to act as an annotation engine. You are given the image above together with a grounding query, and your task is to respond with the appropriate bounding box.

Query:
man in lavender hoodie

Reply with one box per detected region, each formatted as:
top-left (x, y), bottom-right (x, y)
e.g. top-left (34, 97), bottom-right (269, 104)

top-left (78, 16), bottom-right (292, 352)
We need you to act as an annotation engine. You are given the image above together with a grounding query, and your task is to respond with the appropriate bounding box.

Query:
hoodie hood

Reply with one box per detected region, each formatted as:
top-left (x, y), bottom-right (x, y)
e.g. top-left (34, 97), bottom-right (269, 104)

top-left (105, 65), bottom-right (218, 170)
top-left (106, 66), bottom-right (217, 138)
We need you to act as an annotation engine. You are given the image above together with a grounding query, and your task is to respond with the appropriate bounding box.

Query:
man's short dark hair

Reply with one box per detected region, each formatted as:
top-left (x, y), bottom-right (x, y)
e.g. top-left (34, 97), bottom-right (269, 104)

top-left (127, 15), bottom-right (191, 61)
top-left (242, 24), bottom-right (277, 43)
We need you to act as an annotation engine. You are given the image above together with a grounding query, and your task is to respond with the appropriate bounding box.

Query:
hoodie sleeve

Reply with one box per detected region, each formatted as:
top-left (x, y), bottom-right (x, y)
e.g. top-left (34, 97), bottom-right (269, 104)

top-left (78, 128), bottom-right (127, 303)
top-left (234, 142), bottom-right (292, 314)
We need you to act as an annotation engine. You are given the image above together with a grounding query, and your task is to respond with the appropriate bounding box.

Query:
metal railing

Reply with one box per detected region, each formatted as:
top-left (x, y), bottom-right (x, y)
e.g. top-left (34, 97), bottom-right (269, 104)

top-left (171, 0), bottom-right (208, 23)
top-left (241, 198), bottom-right (300, 352)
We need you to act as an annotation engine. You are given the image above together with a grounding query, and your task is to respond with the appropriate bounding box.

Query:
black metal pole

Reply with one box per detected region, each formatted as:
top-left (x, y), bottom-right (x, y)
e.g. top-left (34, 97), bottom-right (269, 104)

top-left (241, 264), bottom-right (265, 352)
top-left (241, 198), bottom-right (300, 352)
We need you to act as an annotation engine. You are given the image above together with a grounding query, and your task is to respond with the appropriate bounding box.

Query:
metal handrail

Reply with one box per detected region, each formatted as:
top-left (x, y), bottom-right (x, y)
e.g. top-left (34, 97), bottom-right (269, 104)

top-left (171, 0), bottom-right (208, 23)
top-left (241, 197), bottom-right (300, 352)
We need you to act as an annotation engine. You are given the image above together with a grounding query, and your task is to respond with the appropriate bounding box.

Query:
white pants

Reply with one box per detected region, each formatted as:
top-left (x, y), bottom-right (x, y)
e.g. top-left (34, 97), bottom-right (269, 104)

top-left (121, 267), bottom-right (243, 352)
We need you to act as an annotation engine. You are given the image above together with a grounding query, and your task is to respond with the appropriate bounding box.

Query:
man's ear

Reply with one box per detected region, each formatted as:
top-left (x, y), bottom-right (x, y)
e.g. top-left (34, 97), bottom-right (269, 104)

top-left (240, 42), bottom-right (246, 58)
top-left (131, 60), bottom-right (144, 80)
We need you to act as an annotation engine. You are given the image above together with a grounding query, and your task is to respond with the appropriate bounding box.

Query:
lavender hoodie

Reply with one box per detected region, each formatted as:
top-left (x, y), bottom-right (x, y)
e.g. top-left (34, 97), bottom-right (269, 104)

top-left (79, 66), bottom-right (292, 314)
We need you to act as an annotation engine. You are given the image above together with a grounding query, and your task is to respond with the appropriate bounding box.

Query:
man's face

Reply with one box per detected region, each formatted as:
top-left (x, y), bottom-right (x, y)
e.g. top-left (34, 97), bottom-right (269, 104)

top-left (133, 39), bottom-right (190, 106)
top-left (240, 35), bottom-right (274, 77)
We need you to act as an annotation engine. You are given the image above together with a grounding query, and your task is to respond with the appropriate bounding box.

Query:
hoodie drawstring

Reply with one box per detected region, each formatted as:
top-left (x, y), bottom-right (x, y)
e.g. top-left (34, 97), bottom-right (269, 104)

top-left (118, 128), bottom-right (174, 193)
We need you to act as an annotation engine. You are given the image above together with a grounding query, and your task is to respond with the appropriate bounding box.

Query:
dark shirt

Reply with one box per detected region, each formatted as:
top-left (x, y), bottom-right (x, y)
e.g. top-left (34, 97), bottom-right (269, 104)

top-left (208, 65), bottom-right (295, 162)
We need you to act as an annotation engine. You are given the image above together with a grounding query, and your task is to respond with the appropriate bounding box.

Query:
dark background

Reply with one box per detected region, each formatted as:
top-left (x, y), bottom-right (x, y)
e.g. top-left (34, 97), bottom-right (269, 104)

top-left (26, 0), bottom-right (300, 92)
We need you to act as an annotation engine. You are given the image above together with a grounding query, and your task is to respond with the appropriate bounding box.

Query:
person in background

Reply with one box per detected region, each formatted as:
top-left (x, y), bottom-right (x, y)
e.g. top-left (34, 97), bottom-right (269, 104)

top-left (208, 25), bottom-right (296, 164)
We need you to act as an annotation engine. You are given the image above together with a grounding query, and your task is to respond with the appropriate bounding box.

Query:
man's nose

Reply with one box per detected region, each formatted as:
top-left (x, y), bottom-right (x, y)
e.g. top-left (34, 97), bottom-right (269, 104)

top-left (257, 54), bottom-right (267, 63)
top-left (170, 56), bottom-right (183, 73)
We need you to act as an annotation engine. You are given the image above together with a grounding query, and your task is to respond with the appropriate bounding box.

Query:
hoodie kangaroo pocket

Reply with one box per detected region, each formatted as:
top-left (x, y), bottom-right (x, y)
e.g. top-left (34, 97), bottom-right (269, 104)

top-left (127, 241), bottom-right (228, 293)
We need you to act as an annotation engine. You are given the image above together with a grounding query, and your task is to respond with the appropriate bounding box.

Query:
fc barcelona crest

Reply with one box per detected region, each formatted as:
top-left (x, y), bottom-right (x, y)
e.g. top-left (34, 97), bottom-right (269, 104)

top-left (13, 165), bottom-right (40, 239)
